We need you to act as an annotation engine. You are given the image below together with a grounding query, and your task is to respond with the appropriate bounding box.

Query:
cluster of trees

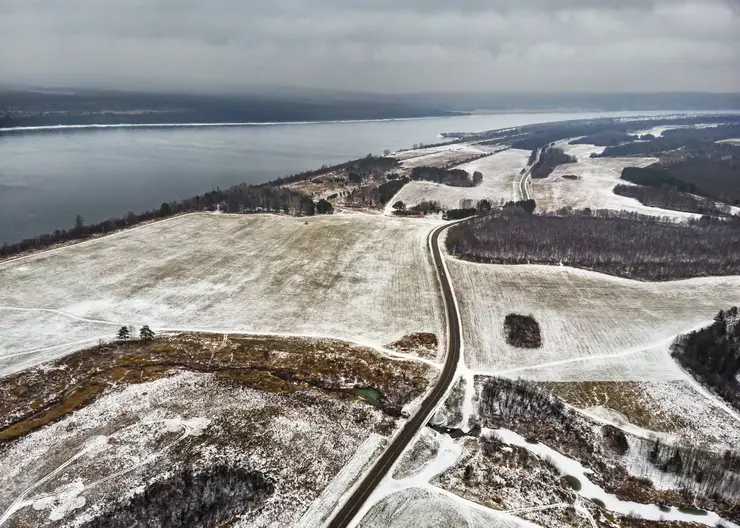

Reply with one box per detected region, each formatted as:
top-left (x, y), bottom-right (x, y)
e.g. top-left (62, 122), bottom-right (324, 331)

top-left (391, 200), bottom-right (443, 216)
top-left (671, 307), bottom-right (740, 411)
top-left (502, 199), bottom-right (537, 214)
top-left (445, 209), bottom-right (740, 281)
top-left (116, 325), bottom-right (155, 342)
top-left (379, 177), bottom-right (410, 204)
top-left (613, 183), bottom-right (732, 216)
top-left (596, 124), bottom-right (740, 159)
top-left (443, 208), bottom-right (478, 220)
top-left (621, 156), bottom-right (740, 206)
top-left (531, 147), bottom-right (577, 179)
top-left (410, 166), bottom-right (483, 187)
top-left (504, 314), bottom-right (542, 348)
top-left (478, 378), bottom-right (574, 432)
top-left (570, 131), bottom-right (640, 146)
top-left (641, 437), bottom-right (740, 500)
top-left (82, 465), bottom-right (274, 528)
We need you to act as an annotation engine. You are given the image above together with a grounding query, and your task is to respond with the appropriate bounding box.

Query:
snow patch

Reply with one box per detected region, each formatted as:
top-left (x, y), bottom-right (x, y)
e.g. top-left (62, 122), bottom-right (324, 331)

top-left (491, 428), bottom-right (739, 528)
top-left (32, 481), bottom-right (86, 521)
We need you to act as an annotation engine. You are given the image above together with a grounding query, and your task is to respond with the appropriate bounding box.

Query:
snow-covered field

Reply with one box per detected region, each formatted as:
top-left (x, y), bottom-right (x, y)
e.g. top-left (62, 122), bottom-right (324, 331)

top-left (358, 486), bottom-right (538, 528)
top-left (445, 259), bottom-right (740, 379)
top-left (0, 212), bottom-right (445, 377)
top-left (0, 371), bottom-right (396, 527)
top-left (385, 149), bottom-right (531, 213)
top-left (530, 142), bottom-right (696, 219)
top-left (393, 143), bottom-right (492, 169)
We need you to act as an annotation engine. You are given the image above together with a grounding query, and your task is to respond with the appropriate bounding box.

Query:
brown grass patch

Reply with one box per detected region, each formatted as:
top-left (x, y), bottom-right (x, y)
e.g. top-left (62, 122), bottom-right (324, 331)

top-left (1, 333), bottom-right (432, 443)
top-left (0, 383), bottom-right (105, 442)
top-left (537, 381), bottom-right (687, 432)
top-left (385, 332), bottom-right (438, 359)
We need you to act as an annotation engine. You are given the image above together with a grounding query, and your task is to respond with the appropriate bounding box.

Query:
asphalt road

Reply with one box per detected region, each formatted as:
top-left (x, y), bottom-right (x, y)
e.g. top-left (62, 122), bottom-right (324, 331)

top-left (325, 221), bottom-right (462, 528)
top-left (517, 147), bottom-right (540, 201)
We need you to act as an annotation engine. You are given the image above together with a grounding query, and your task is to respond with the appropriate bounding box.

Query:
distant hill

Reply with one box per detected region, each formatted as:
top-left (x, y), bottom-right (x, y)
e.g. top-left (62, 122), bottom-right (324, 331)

top-left (0, 88), bottom-right (459, 127)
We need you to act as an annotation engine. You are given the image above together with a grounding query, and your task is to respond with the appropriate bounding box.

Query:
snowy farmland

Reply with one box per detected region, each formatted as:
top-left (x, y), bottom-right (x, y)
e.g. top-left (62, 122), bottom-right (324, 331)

top-left (0, 212), bottom-right (445, 376)
top-left (393, 142), bottom-right (492, 169)
top-left (530, 142), bottom-right (696, 219)
top-left (445, 259), bottom-right (740, 380)
top-left (385, 148), bottom-right (531, 213)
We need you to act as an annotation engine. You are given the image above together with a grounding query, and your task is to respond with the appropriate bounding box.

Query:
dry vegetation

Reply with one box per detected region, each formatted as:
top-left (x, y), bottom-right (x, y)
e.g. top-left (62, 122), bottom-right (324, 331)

top-left (470, 378), bottom-right (740, 522)
top-left (537, 381), bottom-right (687, 432)
top-left (385, 332), bottom-right (439, 360)
top-left (0, 332), bottom-right (433, 443)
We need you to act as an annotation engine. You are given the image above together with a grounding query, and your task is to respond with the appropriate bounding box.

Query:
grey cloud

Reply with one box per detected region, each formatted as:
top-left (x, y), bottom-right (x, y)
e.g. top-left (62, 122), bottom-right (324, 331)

top-left (0, 0), bottom-right (738, 93)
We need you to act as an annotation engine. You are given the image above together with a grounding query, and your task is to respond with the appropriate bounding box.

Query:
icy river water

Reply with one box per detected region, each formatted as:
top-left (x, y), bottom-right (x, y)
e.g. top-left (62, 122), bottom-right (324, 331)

top-left (0, 110), bottom-right (683, 243)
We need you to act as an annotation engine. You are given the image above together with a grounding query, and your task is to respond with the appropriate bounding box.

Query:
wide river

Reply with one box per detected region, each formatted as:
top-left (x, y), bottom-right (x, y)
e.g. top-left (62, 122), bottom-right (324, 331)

top-left (0, 110), bottom-right (685, 243)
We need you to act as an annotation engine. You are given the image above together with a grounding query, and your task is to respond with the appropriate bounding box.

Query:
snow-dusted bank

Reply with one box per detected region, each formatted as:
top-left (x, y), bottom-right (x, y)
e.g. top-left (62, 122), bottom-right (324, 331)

top-left (0, 212), bottom-right (445, 377)
top-left (492, 428), bottom-right (739, 528)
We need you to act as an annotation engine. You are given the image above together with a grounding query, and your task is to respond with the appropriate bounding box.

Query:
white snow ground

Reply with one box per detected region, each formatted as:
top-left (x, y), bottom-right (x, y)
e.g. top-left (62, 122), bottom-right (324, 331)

top-left (445, 260), bottom-right (740, 379)
top-left (354, 429), bottom-right (539, 528)
top-left (0, 213), bottom-right (445, 377)
top-left (530, 141), bottom-right (696, 220)
top-left (385, 149), bottom-right (531, 213)
top-left (393, 143), bottom-right (493, 170)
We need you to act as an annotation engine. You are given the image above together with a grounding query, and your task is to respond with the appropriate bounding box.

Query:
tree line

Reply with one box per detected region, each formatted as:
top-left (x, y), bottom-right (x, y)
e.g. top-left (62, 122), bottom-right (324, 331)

top-left (671, 307), bottom-right (740, 411)
top-left (445, 208), bottom-right (740, 281)
top-left (410, 166), bottom-right (483, 187)
top-left (620, 156), bottom-right (740, 206)
top-left (613, 184), bottom-right (732, 217)
top-left (531, 147), bottom-right (577, 179)
top-left (1, 184), bottom-right (332, 258)
top-left (596, 124), bottom-right (740, 158)
top-left (640, 436), bottom-right (740, 501)
top-left (1, 152), bottom-right (406, 257)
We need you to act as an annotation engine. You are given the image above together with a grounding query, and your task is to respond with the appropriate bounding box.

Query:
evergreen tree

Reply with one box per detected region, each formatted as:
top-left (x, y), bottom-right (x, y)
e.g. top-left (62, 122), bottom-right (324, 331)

top-left (139, 325), bottom-right (155, 341)
top-left (316, 199), bottom-right (334, 215)
top-left (117, 326), bottom-right (131, 342)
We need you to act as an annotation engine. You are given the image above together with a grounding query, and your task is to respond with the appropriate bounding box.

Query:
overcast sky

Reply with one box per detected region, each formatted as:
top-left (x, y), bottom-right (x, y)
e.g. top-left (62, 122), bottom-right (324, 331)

top-left (1, 0), bottom-right (739, 93)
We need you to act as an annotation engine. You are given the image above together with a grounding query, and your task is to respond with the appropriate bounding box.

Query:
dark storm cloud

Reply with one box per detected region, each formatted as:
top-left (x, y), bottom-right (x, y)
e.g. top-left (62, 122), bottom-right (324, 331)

top-left (0, 0), bottom-right (738, 93)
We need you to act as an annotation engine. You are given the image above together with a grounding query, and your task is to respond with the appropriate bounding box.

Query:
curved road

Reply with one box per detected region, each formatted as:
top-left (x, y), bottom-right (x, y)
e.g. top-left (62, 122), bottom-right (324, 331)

top-left (517, 147), bottom-right (540, 201)
top-left (325, 221), bottom-right (462, 528)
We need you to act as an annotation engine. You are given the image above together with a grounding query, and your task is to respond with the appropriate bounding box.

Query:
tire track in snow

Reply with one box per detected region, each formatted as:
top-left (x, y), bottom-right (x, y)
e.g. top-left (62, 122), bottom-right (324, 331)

top-left (0, 306), bottom-right (440, 371)
top-left (1, 336), bottom-right (110, 360)
top-left (0, 306), bottom-right (122, 326)
top-left (0, 421), bottom-right (198, 526)
top-left (480, 321), bottom-right (716, 378)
